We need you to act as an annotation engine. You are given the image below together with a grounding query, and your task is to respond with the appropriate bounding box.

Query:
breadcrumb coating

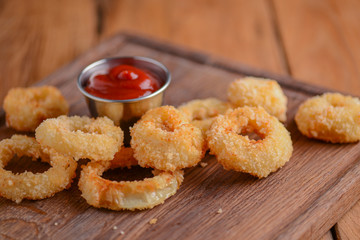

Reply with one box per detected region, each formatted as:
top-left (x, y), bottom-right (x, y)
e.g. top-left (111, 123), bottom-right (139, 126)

top-left (149, 218), bottom-right (158, 224)
top-left (3, 86), bottom-right (69, 131)
top-left (131, 106), bottom-right (206, 172)
top-left (0, 135), bottom-right (77, 203)
top-left (207, 107), bottom-right (293, 178)
top-left (295, 93), bottom-right (360, 143)
top-left (35, 115), bottom-right (123, 161)
top-left (78, 148), bottom-right (184, 210)
top-left (178, 98), bottom-right (232, 137)
top-left (227, 77), bottom-right (287, 122)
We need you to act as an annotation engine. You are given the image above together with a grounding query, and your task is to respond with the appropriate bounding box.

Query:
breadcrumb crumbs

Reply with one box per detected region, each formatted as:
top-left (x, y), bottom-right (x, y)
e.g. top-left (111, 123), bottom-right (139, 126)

top-left (149, 218), bottom-right (158, 224)
top-left (200, 162), bottom-right (208, 168)
top-left (113, 226), bottom-right (118, 230)
top-left (54, 222), bottom-right (59, 226)
top-left (217, 208), bottom-right (223, 214)
top-left (120, 230), bottom-right (125, 235)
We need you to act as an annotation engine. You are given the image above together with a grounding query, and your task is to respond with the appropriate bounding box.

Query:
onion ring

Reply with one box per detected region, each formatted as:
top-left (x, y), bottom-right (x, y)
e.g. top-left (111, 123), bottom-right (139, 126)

top-left (227, 77), bottom-right (287, 122)
top-left (295, 93), bottom-right (360, 143)
top-left (0, 135), bottom-right (77, 203)
top-left (130, 106), bottom-right (206, 172)
top-left (35, 115), bottom-right (123, 161)
top-left (3, 86), bottom-right (69, 131)
top-left (207, 107), bottom-right (293, 178)
top-left (178, 98), bottom-right (232, 136)
top-left (78, 147), bottom-right (184, 211)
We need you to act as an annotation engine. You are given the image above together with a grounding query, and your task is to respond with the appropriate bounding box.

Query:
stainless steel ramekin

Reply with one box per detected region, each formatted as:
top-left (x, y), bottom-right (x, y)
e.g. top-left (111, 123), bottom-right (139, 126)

top-left (77, 56), bottom-right (171, 145)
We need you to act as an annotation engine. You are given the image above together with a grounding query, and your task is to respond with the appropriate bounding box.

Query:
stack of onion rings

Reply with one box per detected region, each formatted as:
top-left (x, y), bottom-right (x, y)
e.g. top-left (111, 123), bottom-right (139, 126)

top-left (8, 75), bottom-right (359, 211)
top-left (78, 148), bottom-right (184, 210)
top-left (207, 107), bottom-right (293, 178)
top-left (227, 77), bottom-right (287, 122)
top-left (35, 115), bottom-right (123, 161)
top-left (295, 93), bottom-right (360, 143)
top-left (3, 86), bottom-right (69, 131)
top-left (0, 135), bottom-right (77, 203)
top-left (131, 106), bottom-right (206, 171)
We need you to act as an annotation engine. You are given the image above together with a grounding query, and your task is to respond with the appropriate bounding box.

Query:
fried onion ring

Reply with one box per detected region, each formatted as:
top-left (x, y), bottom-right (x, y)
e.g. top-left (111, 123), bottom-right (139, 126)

top-left (0, 135), bottom-right (77, 203)
top-left (295, 93), bottom-right (360, 143)
top-left (3, 86), bottom-right (69, 131)
top-left (178, 98), bottom-right (232, 136)
top-left (227, 77), bottom-right (287, 122)
top-left (78, 148), bottom-right (184, 210)
top-left (130, 106), bottom-right (206, 171)
top-left (207, 107), bottom-right (293, 178)
top-left (35, 115), bottom-right (123, 161)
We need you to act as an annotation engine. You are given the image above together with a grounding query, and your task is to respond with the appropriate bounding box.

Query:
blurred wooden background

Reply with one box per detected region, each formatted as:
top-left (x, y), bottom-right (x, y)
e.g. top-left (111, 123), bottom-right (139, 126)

top-left (0, 0), bottom-right (359, 239)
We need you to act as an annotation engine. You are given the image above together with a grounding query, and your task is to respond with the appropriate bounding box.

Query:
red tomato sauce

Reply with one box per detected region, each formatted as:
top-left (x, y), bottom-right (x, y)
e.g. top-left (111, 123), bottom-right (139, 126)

top-left (84, 64), bottom-right (161, 100)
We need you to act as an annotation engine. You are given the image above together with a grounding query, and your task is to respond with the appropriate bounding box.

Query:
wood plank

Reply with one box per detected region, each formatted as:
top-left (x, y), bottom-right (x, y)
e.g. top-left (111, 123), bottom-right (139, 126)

top-left (272, 0), bottom-right (360, 95)
top-left (332, 0), bottom-right (360, 82)
top-left (0, 34), bottom-right (359, 239)
top-left (98, 0), bottom-right (287, 75)
top-left (119, 33), bottom-right (345, 96)
top-left (329, 1), bottom-right (360, 238)
top-left (275, 152), bottom-right (360, 240)
top-left (0, 0), bottom-right (97, 106)
top-left (335, 200), bottom-right (360, 240)
top-left (273, 1), bottom-right (360, 237)
top-left (320, 231), bottom-right (334, 240)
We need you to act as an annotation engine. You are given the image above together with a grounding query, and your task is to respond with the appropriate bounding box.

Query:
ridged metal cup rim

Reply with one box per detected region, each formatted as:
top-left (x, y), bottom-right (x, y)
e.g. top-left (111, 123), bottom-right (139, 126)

top-left (77, 56), bottom-right (171, 103)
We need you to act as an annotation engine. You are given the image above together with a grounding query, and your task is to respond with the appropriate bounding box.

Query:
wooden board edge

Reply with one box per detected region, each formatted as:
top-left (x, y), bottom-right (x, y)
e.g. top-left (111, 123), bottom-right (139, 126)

top-left (0, 109), bottom-right (5, 127)
top-left (120, 32), bottom-right (359, 97)
top-left (3, 31), bottom-right (358, 106)
top-left (277, 154), bottom-right (360, 240)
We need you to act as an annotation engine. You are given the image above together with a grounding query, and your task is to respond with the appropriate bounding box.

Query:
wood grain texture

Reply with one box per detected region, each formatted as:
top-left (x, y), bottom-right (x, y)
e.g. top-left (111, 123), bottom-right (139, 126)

top-left (0, 0), bottom-right (97, 106)
top-left (0, 35), bottom-right (359, 240)
top-left (329, 0), bottom-right (360, 238)
top-left (320, 231), bottom-right (334, 240)
top-left (0, 0), bottom-right (288, 107)
top-left (335, 200), bottom-right (360, 240)
top-left (335, 203), bottom-right (360, 240)
top-left (272, 0), bottom-right (360, 95)
top-left (96, 0), bottom-right (288, 75)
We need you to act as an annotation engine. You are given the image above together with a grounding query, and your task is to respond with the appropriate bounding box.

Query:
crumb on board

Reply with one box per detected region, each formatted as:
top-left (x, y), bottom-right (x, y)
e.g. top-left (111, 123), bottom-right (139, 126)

top-left (54, 222), bottom-right (59, 226)
top-left (200, 162), bottom-right (208, 168)
top-left (217, 208), bottom-right (223, 214)
top-left (113, 226), bottom-right (118, 230)
top-left (120, 230), bottom-right (125, 235)
top-left (149, 218), bottom-right (158, 224)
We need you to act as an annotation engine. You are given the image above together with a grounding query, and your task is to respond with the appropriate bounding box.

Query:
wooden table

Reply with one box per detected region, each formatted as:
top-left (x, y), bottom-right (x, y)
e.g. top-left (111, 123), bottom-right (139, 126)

top-left (0, 1), bottom-right (359, 239)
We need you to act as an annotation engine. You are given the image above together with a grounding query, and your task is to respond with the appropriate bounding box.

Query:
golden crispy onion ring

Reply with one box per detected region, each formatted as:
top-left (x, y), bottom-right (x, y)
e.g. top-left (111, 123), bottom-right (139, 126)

top-left (78, 148), bottom-right (184, 211)
top-left (178, 98), bottom-right (232, 136)
top-left (0, 135), bottom-right (77, 203)
top-left (227, 77), bottom-right (287, 122)
top-left (207, 107), bottom-right (293, 178)
top-left (35, 115), bottom-right (123, 161)
top-left (295, 93), bottom-right (360, 143)
top-left (130, 106), bottom-right (206, 171)
top-left (3, 86), bottom-right (69, 131)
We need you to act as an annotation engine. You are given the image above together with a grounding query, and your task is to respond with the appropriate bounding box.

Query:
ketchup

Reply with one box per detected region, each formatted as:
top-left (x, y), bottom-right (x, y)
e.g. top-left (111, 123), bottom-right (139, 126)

top-left (84, 64), bottom-right (161, 100)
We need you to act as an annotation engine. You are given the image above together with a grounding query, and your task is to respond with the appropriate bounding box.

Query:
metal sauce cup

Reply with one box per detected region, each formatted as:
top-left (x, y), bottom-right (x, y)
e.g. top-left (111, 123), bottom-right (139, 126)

top-left (77, 56), bottom-right (171, 145)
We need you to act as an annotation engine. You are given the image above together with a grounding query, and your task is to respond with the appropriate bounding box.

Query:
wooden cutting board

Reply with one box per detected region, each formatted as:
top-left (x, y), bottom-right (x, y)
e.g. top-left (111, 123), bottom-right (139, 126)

top-left (0, 33), bottom-right (359, 240)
